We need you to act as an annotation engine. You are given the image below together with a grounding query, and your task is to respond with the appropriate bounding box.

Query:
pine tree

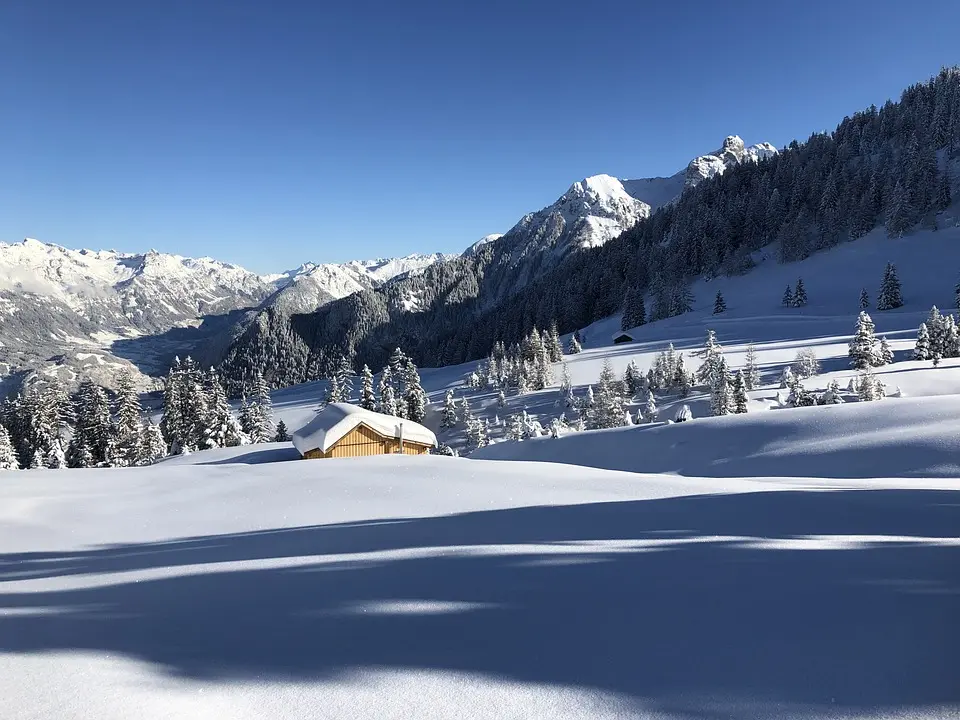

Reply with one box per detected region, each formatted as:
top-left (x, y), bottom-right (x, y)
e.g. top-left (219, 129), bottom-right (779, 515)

top-left (792, 278), bottom-right (808, 307)
top-left (567, 331), bottom-right (582, 354)
top-left (732, 370), bottom-right (749, 414)
top-left (273, 419), bottom-right (290, 443)
top-left (588, 360), bottom-right (627, 429)
top-left (139, 420), bottom-right (168, 465)
top-left (710, 359), bottom-right (732, 416)
top-left (859, 288), bottom-right (870, 310)
top-left (67, 380), bottom-right (116, 468)
top-left (914, 322), bottom-right (931, 360)
top-left (885, 180), bottom-right (914, 237)
top-left (203, 368), bottom-right (247, 449)
top-left (497, 388), bottom-right (506, 408)
top-left (877, 336), bottom-right (894, 366)
top-left (793, 348), bottom-right (821, 379)
top-left (695, 330), bottom-right (724, 387)
top-left (402, 357), bottom-right (427, 423)
top-left (623, 360), bottom-right (641, 397)
top-left (465, 409), bottom-right (488, 451)
top-left (849, 311), bottom-right (878, 369)
top-left (113, 370), bottom-right (145, 467)
top-left (858, 367), bottom-right (879, 401)
top-left (546, 321), bottom-right (563, 362)
top-left (441, 389), bottom-right (458, 429)
top-left (674, 404), bottom-right (693, 422)
top-left (642, 391), bottom-right (658, 423)
top-left (713, 290), bottom-right (727, 314)
top-left (0, 424), bottom-right (19, 470)
top-left (378, 366), bottom-right (398, 416)
top-left (622, 287), bottom-right (646, 330)
top-left (782, 285), bottom-right (794, 307)
top-left (743, 344), bottom-right (760, 390)
top-left (246, 370), bottom-right (274, 442)
top-left (359, 365), bottom-right (376, 411)
top-left (877, 263), bottom-right (903, 310)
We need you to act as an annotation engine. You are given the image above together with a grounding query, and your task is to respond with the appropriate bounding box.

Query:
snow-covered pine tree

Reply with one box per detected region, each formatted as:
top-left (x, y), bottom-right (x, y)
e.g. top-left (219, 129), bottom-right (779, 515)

top-left (915, 321), bottom-right (931, 360)
top-left (139, 419), bottom-right (168, 465)
top-left (245, 369), bottom-right (274, 443)
top-left (589, 360), bottom-right (627, 429)
top-left (179, 356), bottom-right (208, 451)
top-left (67, 380), bottom-right (115, 468)
top-left (441, 389), bottom-right (458, 429)
top-left (508, 412), bottom-right (525, 441)
top-left (674, 404), bottom-right (693, 422)
top-left (782, 285), bottom-right (794, 307)
top-left (568, 331), bottom-right (583, 354)
top-left (944, 314), bottom-right (960, 358)
top-left (465, 409), bottom-right (488, 451)
top-left (858, 367), bottom-right (879, 401)
top-left (732, 370), bottom-right (749, 414)
top-left (623, 360), bottom-right (641, 397)
top-left (876, 262), bottom-right (903, 310)
top-left (713, 290), bottom-right (727, 314)
top-left (113, 370), bottom-right (145, 467)
top-left (642, 391), bottom-right (658, 423)
top-left (859, 288), bottom-right (870, 310)
top-left (359, 364), bottom-right (376, 411)
top-left (546, 321), bottom-right (564, 362)
top-left (710, 359), bottom-right (732, 416)
top-left (378, 366), bottom-right (398, 416)
top-left (0, 424), bottom-right (19, 470)
top-left (877, 336), bottom-right (894, 366)
top-left (792, 278), bottom-right (808, 307)
top-left (744, 344), bottom-right (760, 390)
top-left (273, 419), bottom-right (290, 443)
top-left (695, 330), bottom-right (724, 387)
top-left (402, 357), bottom-right (427, 423)
top-left (779, 365), bottom-right (795, 389)
top-left (203, 368), bottom-right (247, 449)
top-left (848, 311), bottom-right (878, 369)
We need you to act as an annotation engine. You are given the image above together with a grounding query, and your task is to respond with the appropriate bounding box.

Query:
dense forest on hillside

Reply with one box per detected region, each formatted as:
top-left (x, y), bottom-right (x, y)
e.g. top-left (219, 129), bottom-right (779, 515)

top-left (220, 68), bottom-right (960, 392)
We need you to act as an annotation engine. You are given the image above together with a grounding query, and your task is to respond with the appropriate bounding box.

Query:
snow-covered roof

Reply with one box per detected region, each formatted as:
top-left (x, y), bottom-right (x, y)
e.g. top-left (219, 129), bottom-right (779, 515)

top-left (292, 403), bottom-right (437, 455)
top-left (612, 331), bottom-right (633, 340)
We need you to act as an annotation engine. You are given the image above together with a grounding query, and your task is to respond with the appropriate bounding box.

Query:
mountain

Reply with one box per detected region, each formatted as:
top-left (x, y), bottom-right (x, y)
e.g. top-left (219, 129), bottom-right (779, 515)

top-left (218, 135), bottom-right (778, 386)
top-left (683, 135), bottom-right (778, 188)
top-left (0, 239), bottom-right (449, 391)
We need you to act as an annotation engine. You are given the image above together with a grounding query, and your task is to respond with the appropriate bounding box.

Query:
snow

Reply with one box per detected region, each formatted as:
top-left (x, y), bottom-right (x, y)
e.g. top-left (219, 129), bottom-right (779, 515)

top-left (291, 403), bottom-right (437, 454)
top-left (1, 451), bottom-right (957, 719)
top-left (463, 233), bottom-right (505, 256)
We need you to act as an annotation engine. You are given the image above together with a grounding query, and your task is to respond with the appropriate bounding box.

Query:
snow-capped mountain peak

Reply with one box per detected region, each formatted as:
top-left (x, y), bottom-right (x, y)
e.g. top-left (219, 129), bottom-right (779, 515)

top-left (685, 135), bottom-right (778, 188)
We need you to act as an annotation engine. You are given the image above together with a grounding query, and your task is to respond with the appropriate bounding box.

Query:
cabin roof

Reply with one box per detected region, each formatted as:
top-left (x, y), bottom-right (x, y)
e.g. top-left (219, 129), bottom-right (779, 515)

top-left (292, 403), bottom-right (437, 455)
top-left (612, 331), bottom-right (634, 340)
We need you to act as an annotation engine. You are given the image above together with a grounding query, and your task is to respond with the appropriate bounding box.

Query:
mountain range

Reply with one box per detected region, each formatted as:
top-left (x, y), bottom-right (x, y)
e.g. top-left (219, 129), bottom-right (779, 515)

top-left (0, 135), bottom-right (774, 392)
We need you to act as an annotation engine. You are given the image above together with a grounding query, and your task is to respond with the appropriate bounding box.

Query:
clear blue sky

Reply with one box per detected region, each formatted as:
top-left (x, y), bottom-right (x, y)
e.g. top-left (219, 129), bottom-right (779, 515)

top-left (2, 0), bottom-right (958, 273)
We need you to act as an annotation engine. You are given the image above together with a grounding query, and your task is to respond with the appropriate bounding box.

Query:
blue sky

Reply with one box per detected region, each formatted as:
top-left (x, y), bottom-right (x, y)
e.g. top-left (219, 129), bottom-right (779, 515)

top-left (2, 0), bottom-right (958, 273)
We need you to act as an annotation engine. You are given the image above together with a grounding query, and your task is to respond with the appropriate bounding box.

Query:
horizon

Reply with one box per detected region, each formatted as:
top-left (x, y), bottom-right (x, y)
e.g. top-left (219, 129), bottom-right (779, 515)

top-left (3, 0), bottom-right (959, 273)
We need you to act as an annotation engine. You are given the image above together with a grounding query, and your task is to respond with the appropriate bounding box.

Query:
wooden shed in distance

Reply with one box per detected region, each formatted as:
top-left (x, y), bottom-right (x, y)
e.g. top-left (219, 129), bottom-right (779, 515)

top-left (292, 403), bottom-right (437, 459)
top-left (612, 331), bottom-right (634, 344)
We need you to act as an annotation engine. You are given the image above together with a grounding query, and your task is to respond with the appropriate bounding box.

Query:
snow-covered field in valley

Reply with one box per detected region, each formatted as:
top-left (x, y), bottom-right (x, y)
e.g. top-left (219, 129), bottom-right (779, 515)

top-left (2, 453), bottom-right (958, 720)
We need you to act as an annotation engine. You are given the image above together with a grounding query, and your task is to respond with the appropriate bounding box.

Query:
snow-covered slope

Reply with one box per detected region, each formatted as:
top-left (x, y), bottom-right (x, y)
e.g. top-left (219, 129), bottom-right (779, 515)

top-left (1, 452), bottom-right (956, 719)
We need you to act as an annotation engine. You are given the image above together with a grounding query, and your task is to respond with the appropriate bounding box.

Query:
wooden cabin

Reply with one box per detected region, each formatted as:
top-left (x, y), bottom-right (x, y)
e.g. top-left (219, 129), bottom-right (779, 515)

top-left (292, 403), bottom-right (437, 459)
top-left (612, 331), bottom-right (634, 344)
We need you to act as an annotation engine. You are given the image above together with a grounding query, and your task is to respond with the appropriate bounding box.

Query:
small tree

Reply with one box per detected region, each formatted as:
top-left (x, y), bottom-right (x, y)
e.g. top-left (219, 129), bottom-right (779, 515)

top-left (877, 263), bottom-right (903, 310)
top-left (0, 424), bottom-right (19, 470)
top-left (792, 278), bottom-right (808, 307)
top-left (877, 336), bottom-right (894, 366)
top-left (848, 311), bottom-right (877, 369)
top-left (567, 332), bottom-right (582, 355)
top-left (713, 290), bottom-right (727, 315)
top-left (642, 392), bottom-right (658, 423)
top-left (779, 366), bottom-right (795, 389)
top-left (440, 390), bottom-right (458, 430)
top-left (859, 288), bottom-right (870, 310)
top-left (273, 419), bottom-right (290, 442)
top-left (139, 420), bottom-right (168, 464)
top-left (858, 368), bottom-right (879, 401)
top-left (782, 285), bottom-right (794, 307)
top-left (732, 370), bottom-right (749, 414)
top-left (744, 344), bottom-right (760, 390)
top-left (710, 360), bottom-right (732, 416)
top-left (359, 365), bottom-right (376, 411)
top-left (915, 322), bottom-right (931, 360)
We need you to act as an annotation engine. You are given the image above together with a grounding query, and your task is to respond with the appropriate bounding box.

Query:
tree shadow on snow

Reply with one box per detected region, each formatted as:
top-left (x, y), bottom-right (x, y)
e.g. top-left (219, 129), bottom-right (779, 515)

top-left (0, 489), bottom-right (957, 717)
